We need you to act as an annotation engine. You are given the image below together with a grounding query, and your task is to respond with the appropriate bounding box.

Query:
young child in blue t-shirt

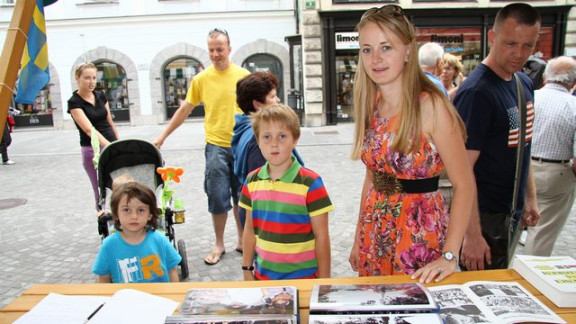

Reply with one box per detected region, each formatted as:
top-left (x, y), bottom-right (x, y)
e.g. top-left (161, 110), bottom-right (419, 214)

top-left (92, 182), bottom-right (181, 283)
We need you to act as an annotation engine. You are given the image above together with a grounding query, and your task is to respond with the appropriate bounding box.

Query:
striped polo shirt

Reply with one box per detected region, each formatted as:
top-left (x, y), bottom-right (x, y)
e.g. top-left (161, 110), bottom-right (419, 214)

top-left (239, 157), bottom-right (333, 280)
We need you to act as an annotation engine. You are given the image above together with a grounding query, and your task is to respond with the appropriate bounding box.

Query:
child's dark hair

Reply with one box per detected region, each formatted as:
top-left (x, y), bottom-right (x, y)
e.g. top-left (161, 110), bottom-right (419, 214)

top-left (110, 182), bottom-right (159, 231)
top-left (236, 72), bottom-right (279, 114)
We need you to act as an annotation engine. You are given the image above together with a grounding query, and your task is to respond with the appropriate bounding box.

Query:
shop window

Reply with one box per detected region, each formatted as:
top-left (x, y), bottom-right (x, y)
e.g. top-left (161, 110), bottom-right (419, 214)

top-left (416, 28), bottom-right (482, 77)
top-left (533, 27), bottom-right (553, 61)
top-left (242, 54), bottom-right (284, 101)
top-left (163, 57), bottom-right (204, 119)
top-left (335, 53), bottom-right (357, 122)
top-left (95, 61), bottom-right (130, 122)
top-left (13, 85), bottom-right (54, 127)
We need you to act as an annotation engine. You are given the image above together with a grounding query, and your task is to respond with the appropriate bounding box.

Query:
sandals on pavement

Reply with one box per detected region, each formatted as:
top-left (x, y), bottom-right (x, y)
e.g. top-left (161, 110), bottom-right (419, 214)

top-left (204, 250), bottom-right (225, 265)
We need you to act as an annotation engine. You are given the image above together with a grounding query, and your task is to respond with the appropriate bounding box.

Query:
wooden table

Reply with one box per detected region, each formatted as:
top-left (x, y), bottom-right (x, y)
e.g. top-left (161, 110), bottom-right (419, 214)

top-left (1, 269), bottom-right (574, 323)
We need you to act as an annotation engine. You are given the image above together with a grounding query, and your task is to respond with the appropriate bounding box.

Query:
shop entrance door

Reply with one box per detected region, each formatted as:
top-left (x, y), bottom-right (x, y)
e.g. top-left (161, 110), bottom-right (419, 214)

top-left (163, 57), bottom-right (205, 119)
top-left (335, 52), bottom-right (357, 122)
top-left (242, 54), bottom-right (284, 101)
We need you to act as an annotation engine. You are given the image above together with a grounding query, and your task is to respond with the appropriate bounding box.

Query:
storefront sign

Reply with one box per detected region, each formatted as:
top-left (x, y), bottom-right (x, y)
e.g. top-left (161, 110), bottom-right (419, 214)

top-left (429, 34), bottom-right (465, 53)
top-left (445, 46), bottom-right (465, 52)
top-left (430, 34), bottom-right (464, 44)
top-left (14, 114), bottom-right (53, 127)
top-left (335, 32), bottom-right (359, 50)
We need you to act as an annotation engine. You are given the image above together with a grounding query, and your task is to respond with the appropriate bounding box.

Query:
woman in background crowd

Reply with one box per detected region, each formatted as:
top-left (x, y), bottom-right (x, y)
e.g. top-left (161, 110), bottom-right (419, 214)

top-left (440, 53), bottom-right (464, 101)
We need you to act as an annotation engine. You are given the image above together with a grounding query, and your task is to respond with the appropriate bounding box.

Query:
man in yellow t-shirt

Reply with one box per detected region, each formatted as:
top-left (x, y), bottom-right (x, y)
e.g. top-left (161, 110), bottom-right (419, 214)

top-left (154, 29), bottom-right (250, 265)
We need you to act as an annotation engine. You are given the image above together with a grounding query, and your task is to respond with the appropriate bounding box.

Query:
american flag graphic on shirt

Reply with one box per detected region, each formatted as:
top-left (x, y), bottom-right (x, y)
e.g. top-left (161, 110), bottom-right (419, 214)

top-left (506, 101), bottom-right (534, 147)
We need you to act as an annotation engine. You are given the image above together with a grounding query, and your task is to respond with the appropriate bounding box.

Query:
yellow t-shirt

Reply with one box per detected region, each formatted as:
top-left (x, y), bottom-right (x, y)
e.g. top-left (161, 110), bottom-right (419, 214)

top-left (185, 64), bottom-right (250, 147)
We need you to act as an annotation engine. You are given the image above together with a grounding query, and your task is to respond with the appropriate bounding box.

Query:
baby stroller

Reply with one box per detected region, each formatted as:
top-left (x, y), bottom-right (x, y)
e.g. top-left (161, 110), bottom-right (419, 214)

top-left (96, 139), bottom-right (189, 279)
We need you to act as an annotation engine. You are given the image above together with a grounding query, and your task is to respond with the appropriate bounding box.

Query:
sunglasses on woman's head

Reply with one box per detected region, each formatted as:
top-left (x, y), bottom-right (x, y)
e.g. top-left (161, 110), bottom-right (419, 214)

top-left (361, 4), bottom-right (405, 20)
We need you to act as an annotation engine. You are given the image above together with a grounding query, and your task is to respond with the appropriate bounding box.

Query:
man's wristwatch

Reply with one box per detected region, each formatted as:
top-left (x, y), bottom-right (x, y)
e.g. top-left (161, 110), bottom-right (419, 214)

top-left (442, 251), bottom-right (458, 263)
top-left (241, 265), bottom-right (254, 271)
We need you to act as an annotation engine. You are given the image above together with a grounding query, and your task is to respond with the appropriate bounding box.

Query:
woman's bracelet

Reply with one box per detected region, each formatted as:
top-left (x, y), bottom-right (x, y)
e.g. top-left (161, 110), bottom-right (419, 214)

top-left (241, 265), bottom-right (254, 271)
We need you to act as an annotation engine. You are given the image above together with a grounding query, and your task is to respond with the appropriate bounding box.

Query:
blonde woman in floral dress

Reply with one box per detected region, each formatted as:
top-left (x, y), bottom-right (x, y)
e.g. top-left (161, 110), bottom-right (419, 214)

top-left (349, 5), bottom-right (475, 283)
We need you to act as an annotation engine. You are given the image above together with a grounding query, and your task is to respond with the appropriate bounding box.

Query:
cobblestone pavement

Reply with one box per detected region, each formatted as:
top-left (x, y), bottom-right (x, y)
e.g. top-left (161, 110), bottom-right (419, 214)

top-left (0, 121), bottom-right (574, 309)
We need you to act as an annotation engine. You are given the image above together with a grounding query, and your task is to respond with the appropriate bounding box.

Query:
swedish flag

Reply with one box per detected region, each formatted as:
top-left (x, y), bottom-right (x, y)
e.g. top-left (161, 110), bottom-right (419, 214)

top-left (15, 0), bottom-right (50, 105)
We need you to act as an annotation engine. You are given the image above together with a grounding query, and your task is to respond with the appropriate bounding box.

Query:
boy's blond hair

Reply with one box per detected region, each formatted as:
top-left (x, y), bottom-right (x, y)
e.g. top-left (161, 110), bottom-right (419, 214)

top-left (251, 103), bottom-right (301, 141)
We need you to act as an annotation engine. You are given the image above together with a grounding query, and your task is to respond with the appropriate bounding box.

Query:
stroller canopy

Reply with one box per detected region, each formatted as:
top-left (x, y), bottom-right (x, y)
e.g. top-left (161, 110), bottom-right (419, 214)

top-left (98, 139), bottom-right (164, 196)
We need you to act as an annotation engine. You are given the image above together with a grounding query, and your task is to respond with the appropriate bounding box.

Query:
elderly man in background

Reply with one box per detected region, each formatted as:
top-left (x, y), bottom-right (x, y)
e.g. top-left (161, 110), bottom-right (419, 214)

top-left (524, 56), bottom-right (576, 256)
top-left (418, 42), bottom-right (449, 98)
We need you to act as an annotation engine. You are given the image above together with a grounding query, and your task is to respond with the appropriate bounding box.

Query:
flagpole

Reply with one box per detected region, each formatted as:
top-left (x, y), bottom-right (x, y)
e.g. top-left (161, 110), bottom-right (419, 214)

top-left (0, 0), bottom-right (36, 136)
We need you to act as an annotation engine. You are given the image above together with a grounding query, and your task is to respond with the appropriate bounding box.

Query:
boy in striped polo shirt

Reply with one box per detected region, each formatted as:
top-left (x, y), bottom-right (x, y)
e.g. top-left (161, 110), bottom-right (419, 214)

top-left (240, 104), bottom-right (333, 280)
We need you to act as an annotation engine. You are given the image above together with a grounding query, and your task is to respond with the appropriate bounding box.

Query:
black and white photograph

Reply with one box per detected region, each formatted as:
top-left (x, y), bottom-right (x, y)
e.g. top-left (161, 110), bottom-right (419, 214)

top-left (481, 295), bottom-right (548, 316)
top-left (430, 287), bottom-right (490, 324)
top-left (308, 313), bottom-right (443, 324)
top-left (429, 281), bottom-right (567, 324)
top-left (310, 283), bottom-right (437, 313)
top-left (469, 283), bottom-right (525, 299)
top-left (165, 315), bottom-right (295, 324)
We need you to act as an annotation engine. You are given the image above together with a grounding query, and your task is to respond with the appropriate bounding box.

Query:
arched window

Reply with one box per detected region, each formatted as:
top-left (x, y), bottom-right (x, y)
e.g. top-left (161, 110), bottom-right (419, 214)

top-left (242, 54), bottom-right (283, 101)
top-left (163, 57), bottom-right (204, 119)
top-left (13, 84), bottom-right (53, 127)
top-left (94, 61), bottom-right (130, 122)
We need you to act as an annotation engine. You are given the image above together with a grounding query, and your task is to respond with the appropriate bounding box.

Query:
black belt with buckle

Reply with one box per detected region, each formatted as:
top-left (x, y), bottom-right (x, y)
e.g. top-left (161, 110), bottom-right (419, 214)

top-left (531, 157), bottom-right (570, 164)
top-left (372, 171), bottom-right (439, 195)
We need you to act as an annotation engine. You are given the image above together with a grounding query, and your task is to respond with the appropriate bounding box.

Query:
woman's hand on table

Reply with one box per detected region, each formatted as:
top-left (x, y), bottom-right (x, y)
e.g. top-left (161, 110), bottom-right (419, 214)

top-left (411, 258), bottom-right (457, 283)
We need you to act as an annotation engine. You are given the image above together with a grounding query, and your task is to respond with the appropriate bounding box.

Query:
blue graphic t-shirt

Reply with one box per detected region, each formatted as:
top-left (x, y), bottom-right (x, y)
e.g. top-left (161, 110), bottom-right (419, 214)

top-left (92, 230), bottom-right (181, 283)
top-left (454, 64), bottom-right (534, 217)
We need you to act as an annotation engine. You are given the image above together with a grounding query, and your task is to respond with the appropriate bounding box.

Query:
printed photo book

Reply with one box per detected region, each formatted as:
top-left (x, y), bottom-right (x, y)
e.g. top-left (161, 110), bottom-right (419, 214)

top-left (512, 255), bottom-right (576, 307)
top-left (164, 286), bottom-right (298, 324)
top-left (309, 282), bottom-right (438, 314)
top-left (308, 313), bottom-right (443, 323)
top-left (429, 280), bottom-right (566, 324)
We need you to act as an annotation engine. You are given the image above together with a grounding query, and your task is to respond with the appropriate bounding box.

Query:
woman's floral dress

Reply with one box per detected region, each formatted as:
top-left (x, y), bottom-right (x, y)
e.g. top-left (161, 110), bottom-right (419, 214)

top-left (358, 109), bottom-right (449, 276)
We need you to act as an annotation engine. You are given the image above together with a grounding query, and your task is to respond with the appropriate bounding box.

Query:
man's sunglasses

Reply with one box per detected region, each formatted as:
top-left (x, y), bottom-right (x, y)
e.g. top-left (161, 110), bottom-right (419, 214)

top-left (209, 28), bottom-right (229, 36)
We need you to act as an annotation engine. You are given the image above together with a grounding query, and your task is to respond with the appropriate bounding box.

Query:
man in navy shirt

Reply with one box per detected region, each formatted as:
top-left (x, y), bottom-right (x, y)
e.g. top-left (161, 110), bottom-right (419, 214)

top-left (454, 3), bottom-right (541, 270)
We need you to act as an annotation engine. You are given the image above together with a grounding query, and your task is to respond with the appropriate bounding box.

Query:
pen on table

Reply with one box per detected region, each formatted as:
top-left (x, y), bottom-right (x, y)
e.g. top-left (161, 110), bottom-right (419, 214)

top-left (85, 303), bottom-right (105, 323)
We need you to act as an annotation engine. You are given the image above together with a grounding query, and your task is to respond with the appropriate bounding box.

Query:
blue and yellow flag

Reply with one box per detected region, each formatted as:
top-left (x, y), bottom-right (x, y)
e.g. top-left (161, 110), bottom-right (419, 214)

top-left (15, 0), bottom-right (50, 105)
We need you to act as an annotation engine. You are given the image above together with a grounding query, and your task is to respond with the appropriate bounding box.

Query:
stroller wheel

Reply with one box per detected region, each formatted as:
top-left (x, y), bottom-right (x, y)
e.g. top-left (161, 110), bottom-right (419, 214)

top-left (177, 239), bottom-right (189, 280)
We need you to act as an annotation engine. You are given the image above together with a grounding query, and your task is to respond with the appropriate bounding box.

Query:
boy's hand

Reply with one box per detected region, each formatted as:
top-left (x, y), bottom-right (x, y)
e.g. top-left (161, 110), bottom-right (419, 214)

top-left (243, 270), bottom-right (255, 281)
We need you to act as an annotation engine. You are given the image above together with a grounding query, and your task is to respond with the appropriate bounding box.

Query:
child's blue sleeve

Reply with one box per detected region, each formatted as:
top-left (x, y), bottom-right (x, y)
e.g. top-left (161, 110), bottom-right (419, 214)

top-left (92, 236), bottom-right (112, 276)
top-left (161, 234), bottom-right (182, 270)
